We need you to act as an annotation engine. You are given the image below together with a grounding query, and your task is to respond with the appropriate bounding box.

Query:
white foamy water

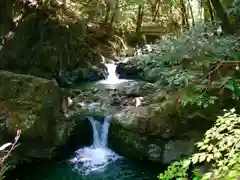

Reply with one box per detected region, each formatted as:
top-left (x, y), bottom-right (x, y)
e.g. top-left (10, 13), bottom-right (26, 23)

top-left (98, 63), bottom-right (128, 85)
top-left (69, 116), bottom-right (120, 175)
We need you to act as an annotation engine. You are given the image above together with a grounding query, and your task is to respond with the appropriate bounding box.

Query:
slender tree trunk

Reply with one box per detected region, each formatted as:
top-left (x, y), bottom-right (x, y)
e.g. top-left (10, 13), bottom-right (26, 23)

top-left (136, 4), bottom-right (144, 33)
top-left (104, 4), bottom-right (111, 24)
top-left (150, 0), bottom-right (157, 21)
top-left (207, 0), bottom-right (214, 23)
top-left (210, 0), bottom-right (234, 34)
top-left (153, 0), bottom-right (161, 22)
top-left (180, 0), bottom-right (189, 29)
top-left (107, 0), bottom-right (118, 35)
top-left (187, 0), bottom-right (195, 27)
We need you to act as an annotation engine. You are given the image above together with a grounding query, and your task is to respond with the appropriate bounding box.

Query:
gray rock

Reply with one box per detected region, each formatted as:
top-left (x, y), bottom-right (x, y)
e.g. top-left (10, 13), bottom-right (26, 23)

top-left (147, 144), bottom-right (162, 162)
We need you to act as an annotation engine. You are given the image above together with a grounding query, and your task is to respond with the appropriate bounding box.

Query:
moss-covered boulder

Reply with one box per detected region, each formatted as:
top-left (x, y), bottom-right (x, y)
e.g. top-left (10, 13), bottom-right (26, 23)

top-left (115, 80), bottom-right (157, 97)
top-left (109, 89), bottom-right (221, 163)
top-left (0, 70), bottom-right (74, 163)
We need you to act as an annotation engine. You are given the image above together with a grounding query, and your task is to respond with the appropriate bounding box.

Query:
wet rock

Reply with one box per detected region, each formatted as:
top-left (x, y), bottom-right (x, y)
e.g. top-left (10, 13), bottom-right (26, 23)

top-left (162, 132), bottom-right (201, 164)
top-left (109, 88), bottom-right (220, 163)
top-left (116, 57), bottom-right (142, 79)
top-left (55, 63), bottom-right (107, 87)
top-left (116, 81), bottom-right (157, 97)
top-left (147, 144), bottom-right (162, 162)
top-left (0, 70), bottom-right (75, 163)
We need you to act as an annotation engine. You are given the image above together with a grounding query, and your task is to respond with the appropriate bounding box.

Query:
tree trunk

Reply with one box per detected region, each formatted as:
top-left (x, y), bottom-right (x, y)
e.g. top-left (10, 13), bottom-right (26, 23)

top-left (104, 4), bottom-right (111, 24)
top-left (187, 0), bottom-right (195, 27)
top-left (204, 0), bottom-right (214, 23)
top-left (107, 0), bottom-right (119, 35)
top-left (180, 0), bottom-right (189, 29)
top-left (152, 0), bottom-right (160, 22)
top-left (210, 0), bottom-right (234, 34)
top-left (136, 4), bottom-right (144, 33)
top-left (207, 0), bottom-right (215, 23)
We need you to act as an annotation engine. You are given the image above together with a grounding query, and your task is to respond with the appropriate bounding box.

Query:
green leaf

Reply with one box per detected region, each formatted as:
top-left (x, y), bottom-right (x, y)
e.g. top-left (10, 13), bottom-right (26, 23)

top-left (192, 154), bottom-right (199, 164)
top-left (199, 154), bottom-right (206, 163)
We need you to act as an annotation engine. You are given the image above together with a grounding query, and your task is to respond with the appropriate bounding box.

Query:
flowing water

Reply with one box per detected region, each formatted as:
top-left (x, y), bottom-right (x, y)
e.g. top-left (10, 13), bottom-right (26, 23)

top-left (7, 62), bottom-right (161, 179)
top-left (98, 63), bottom-right (128, 85)
top-left (10, 116), bottom-right (159, 180)
top-left (69, 116), bottom-right (120, 175)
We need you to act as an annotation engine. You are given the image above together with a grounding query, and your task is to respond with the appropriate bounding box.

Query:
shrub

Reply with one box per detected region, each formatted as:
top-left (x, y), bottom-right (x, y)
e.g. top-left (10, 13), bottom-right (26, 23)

top-left (135, 24), bottom-right (240, 108)
top-left (158, 109), bottom-right (240, 180)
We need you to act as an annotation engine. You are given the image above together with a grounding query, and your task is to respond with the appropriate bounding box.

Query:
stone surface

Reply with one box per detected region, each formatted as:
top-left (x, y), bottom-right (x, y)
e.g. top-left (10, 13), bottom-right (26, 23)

top-left (66, 78), bottom-right (220, 164)
top-left (108, 88), bottom-right (220, 164)
top-left (115, 81), bottom-right (157, 97)
top-left (0, 70), bottom-right (75, 162)
top-left (116, 57), bottom-right (142, 79)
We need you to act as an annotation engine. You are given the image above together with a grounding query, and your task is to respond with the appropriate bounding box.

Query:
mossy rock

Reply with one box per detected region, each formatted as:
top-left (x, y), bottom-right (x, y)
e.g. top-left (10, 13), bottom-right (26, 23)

top-left (0, 70), bottom-right (74, 163)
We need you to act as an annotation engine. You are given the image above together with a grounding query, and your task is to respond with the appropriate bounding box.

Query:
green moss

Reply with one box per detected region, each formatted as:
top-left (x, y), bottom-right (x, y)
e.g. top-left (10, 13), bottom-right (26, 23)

top-left (0, 70), bottom-right (74, 162)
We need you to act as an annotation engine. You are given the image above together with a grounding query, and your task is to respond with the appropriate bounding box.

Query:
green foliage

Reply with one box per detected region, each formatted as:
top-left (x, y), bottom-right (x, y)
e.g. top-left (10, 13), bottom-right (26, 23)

top-left (158, 159), bottom-right (192, 180)
top-left (193, 108), bottom-right (240, 180)
top-left (158, 109), bottom-right (240, 180)
top-left (136, 24), bottom-right (240, 108)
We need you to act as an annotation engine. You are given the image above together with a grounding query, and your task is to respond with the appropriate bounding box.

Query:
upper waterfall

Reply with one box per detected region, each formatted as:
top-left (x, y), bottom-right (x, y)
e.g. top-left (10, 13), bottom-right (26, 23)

top-left (104, 63), bottom-right (120, 82)
top-left (98, 63), bottom-right (128, 85)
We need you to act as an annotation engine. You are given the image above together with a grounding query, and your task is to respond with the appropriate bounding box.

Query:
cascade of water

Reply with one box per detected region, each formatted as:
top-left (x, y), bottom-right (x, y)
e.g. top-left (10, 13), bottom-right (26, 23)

top-left (100, 115), bottom-right (112, 147)
top-left (105, 63), bottom-right (119, 82)
top-left (87, 116), bottom-right (101, 148)
top-left (98, 63), bottom-right (128, 85)
top-left (70, 116), bottom-right (120, 174)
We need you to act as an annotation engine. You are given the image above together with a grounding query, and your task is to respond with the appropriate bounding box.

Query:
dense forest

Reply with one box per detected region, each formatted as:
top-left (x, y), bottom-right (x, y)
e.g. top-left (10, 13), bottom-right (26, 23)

top-left (0, 0), bottom-right (240, 179)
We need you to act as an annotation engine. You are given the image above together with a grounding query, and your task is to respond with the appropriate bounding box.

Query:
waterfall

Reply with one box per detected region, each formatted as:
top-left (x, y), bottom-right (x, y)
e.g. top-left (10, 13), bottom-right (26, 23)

top-left (100, 115), bottom-right (112, 147)
top-left (98, 63), bottom-right (128, 85)
top-left (87, 116), bottom-right (111, 148)
top-left (88, 117), bottom-right (101, 148)
top-left (104, 63), bottom-right (119, 82)
top-left (70, 116), bottom-right (120, 174)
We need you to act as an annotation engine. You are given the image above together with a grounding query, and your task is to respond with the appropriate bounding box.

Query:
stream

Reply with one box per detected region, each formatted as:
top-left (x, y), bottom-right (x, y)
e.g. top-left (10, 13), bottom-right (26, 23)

top-left (6, 63), bottom-right (162, 180)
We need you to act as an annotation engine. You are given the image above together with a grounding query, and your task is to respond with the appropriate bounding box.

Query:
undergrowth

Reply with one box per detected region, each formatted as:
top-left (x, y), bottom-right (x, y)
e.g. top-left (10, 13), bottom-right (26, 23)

top-left (133, 24), bottom-right (240, 180)
top-left (136, 24), bottom-right (240, 109)
top-left (158, 109), bottom-right (240, 180)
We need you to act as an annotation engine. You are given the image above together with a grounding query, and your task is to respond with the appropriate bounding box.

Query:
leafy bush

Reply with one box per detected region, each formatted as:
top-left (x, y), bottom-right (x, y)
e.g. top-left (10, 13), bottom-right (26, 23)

top-left (158, 109), bottom-right (240, 180)
top-left (136, 24), bottom-right (240, 108)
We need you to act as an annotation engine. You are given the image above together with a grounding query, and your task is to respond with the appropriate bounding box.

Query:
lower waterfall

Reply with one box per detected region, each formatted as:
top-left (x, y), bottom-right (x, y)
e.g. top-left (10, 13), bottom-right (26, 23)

top-left (8, 116), bottom-right (160, 180)
top-left (69, 116), bottom-right (120, 174)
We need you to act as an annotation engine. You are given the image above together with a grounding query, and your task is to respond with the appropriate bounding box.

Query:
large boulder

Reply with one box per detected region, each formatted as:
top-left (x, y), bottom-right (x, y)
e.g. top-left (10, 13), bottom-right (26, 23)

top-left (109, 89), bottom-right (221, 164)
top-left (115, 80), bottom-right (157, 97)
top-left (116, 57), bottom-right (142, 79)
top-left (0, 17), bottom-right (107, 86)
top-left (56, 63), bottom-right (107, 87)
top-left (0, 70), bottom-right (75, 163)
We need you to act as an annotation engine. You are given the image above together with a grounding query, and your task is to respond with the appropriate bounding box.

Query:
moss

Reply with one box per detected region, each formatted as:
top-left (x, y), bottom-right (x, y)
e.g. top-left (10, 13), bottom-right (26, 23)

top-left (0, 70), bottom-right (74, 162)
top-left (109, 121), bottom-right (150, 160)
